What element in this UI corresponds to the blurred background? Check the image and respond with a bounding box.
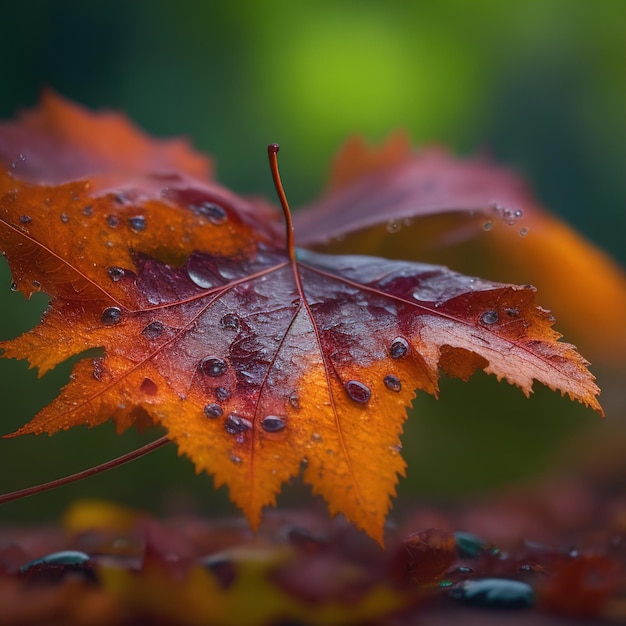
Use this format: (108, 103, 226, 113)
(0, 0, 624, 524)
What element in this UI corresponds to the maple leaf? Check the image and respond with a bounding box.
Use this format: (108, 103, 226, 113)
(0, 94, 603, 544)
(296, 134, 626, 365)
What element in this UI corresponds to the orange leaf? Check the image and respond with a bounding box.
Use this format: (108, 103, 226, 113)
(0, 98, 603, 544)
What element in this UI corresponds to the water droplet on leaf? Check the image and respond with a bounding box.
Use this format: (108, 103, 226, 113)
(345, 380, 371, 404)
(519, 227, 529, 236)
(60, 212, 69, 223)
(220, 314, 240, 330)
(19, 215, 32, 224)
(261, 415, 286, 433)
(384, 374, 402, 392)
(390, 337, 409, 359)
(82, 205, 93, 217)
(107, 266, 126, 282)
(225, 414, 252, 434)
(288, 392, 300, 409)
(101, 307, 122, 325)
(200, 357, 228, 377)
(311, 433, 322, 443)
(11, 153, 26, 170)
(142, 320, 164, 339)
(204, 403, 223, 418)
(480, 310, 499, 325)
(140, 378, 158, 395)
(187, 265, 215, 289)
(230, 454, 242, 465)
(216, 387, 231, 402)
(106, 215, 119, 228)
(193, 201, 227, 225)
(128, 215, 146, 232)
(483, 220, 493, 231)
(10, 281, 18, 291)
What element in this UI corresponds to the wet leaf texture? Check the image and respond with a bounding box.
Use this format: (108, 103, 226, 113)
(296, 134, 626, 365)
(0, 94, 603, 543)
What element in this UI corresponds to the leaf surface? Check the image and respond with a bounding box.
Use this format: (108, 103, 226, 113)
(295, 136, 626, 364)
(0, 98, 603, 543)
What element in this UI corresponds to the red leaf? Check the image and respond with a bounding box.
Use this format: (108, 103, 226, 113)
(0, 96, 603, 544)
(295, 136, 626, 365)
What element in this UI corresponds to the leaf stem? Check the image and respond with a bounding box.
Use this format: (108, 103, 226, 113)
(0, 435, 171, 505)
(268, 144, 297, 265)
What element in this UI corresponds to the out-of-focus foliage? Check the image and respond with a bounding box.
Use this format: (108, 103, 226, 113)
(0, 0, 623, 523)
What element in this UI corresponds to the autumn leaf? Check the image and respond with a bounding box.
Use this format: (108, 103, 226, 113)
(296, 134, 626, 365)
(0, 94, 603, 544)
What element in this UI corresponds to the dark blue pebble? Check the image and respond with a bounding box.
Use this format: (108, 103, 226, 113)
(449, 578, 534, 609)
(20, 550, 91, 573)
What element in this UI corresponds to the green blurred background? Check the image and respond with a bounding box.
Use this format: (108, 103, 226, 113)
(0, 0, 624, 524)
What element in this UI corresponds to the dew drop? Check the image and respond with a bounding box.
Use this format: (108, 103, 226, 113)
(142, 320, 164, 340)
(480, 310, 499, 325)
(101, 307, 122, 325)
(261, 415, 286, 433)
(216, 387, 231, 402)
(230, 454, 243, 465)
(204, 403, 223, 418)
(19, 215, 32, 224)
(11, 153, 26, 170)
(345, 380, 371, 404)
(31, 280, 41, 291)
(60, 212, 69, 223)
(514, 209, 523, 218)
(483, 220, 493, 231)
(386, 220, 401, 234)
(220, 313, 240, 330)
(10, 281, 18, 291)
(389, 337, 409, 359)
(128, 215, 146, 232)
(288, 392, 300, 409)
(200, 357, 228, 377)
(140, 378, 158, 395)
(82, 205, 93, 217)
(383, 374, 402, 392)
(107, 266, 126, 282)
(187, 265, 215, 289)
(311, 433, 322, 443)
(504, 308, 519, 318)
(106, 214, 119, 228)
(519, 227, 529, 237)
(194, 201, 227, 225)
(518, 561, 544, 573)
(225, 414, 252, 434)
